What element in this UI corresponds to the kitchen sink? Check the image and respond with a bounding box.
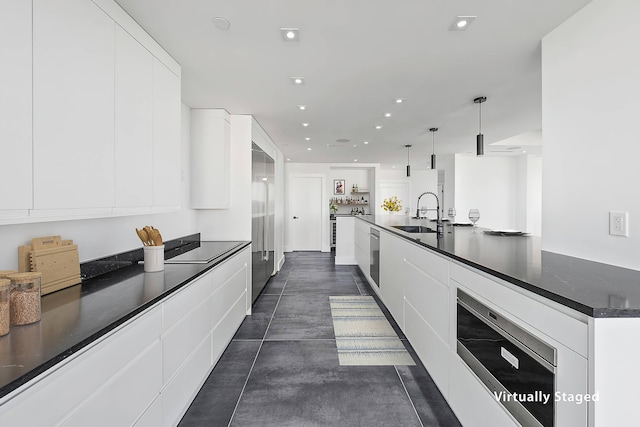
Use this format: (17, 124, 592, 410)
(391, 225, 436, 233)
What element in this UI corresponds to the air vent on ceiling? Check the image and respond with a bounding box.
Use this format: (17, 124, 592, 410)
(336, 138, 351, 143)
(326, 144, 348, 148)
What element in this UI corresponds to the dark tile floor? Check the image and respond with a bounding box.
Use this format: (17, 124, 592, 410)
(179, 251, 461, 427)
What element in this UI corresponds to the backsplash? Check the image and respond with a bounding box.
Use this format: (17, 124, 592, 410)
(80, 233, 201, 281)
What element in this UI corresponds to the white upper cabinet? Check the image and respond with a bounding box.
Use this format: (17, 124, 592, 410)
(114, 25, 153, 209)
(0, 0, 182, 223)
(0, 0, 32, 214)
(152, 59, 181, 209)
(32, 0, 115, 210)
(190, 109, 231, 209)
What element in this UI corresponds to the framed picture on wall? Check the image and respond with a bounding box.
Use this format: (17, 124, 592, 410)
(334, 179, 345, 195)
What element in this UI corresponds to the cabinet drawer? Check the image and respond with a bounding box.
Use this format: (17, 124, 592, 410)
(135, 396, 162, 427)
(210, 247, 249, 295)
(62, 341, 162, 427)
(212, 263, 248, 328)
(404, 256, 449, 343)
(449, 353, 517, 427)
(403, 239, 449, 286)
(405, 300, 450, 397)
(213, 290, 247, 363)
(163, 295, 214, 382)
(163, 273, 213, 331)
(450, 262, 588, 357)
(162, 335, 213, 426)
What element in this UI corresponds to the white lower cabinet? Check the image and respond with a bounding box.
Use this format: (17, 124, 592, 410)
(0, 247, 250, 426)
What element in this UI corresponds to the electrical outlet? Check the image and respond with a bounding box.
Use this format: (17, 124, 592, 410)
(609, 212, 629, 237)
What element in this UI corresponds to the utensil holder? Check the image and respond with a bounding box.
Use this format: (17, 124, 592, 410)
(143, 245, 165, 272)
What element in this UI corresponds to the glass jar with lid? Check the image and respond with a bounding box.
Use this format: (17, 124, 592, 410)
(0, 279, 10, 336)
(7, 272, 42, 325)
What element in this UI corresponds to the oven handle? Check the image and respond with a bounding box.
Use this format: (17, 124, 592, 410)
(457, 297, 556, 374)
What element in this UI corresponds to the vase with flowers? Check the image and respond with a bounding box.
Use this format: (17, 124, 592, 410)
(381, 196, 402, 215)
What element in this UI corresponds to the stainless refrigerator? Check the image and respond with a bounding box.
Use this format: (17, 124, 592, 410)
(251, 142, 275, 303)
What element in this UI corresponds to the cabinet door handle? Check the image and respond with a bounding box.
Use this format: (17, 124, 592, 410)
(293, 216, 299, 219)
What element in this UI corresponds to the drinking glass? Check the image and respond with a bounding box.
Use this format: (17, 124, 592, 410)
(469, 209, 480, 232)
(448, 208, 456, 223)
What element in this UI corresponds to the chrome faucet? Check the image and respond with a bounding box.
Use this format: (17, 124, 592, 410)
(416, 192, 443, 236)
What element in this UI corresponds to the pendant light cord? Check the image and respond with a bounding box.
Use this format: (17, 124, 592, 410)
(432, 131, 435, 155)
(479, 101, 482, 134)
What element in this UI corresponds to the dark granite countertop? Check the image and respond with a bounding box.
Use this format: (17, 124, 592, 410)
(0, 240, 250, 400)
(353, 215, 640, 318)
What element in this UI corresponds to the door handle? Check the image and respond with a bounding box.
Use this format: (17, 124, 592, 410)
(293, 216, 299, 219)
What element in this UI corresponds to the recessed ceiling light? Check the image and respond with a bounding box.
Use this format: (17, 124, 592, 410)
(287, 158, 291, 161)
(301, 122, 309, 127)
(363, 141, 369, 145)
(281, 28, 299, 41)
(450, 16, 476, 31)
(354, 159, 358, 162)
(297, 105, 307, 111)
(392, 165, 395, 169)
(522, 150, 527, 154)
(395, 98, 404, 104)
(304, 137, 310, 141)
(307, 147, 312, 151)
(212, 17, 231, 30)
(291, 77, 305, 85)
(384, 113, 392, 118)
(353, 144, 357, 147)
(375, 125, 383, 130)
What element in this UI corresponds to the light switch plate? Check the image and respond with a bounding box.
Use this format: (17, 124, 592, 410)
(609, 211, 629, 237)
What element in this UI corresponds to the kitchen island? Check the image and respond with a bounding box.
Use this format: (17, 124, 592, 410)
(337, 215, 640, 426)
(0, 240, 251, 426)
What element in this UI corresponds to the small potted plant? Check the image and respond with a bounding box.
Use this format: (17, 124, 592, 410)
(330, 202, 338, 216)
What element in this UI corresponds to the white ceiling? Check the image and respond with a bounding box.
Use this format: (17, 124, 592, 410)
(115, 0, 591, 167)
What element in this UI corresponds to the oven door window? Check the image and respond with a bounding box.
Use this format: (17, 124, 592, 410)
(457, 303, 554, 427)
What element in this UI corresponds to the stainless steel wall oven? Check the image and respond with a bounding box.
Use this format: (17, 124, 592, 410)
(457, 289, 556, 427)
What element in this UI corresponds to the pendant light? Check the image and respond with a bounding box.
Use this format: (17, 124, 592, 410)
(405, 144, 412, 177)
(429, 128, 438, 169)
(474, 96, 487, 156)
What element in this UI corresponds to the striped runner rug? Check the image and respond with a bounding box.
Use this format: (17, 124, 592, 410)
(329, 296, 415, 366)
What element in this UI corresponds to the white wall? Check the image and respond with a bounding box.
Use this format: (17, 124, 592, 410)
(454, 154, 517, 230)
(542, 0, 640, 269)
(0, 103, 198, 268)
(378, 168, 438, 217)
(515, 154, 542, 236)
(439, 154, 456, 218)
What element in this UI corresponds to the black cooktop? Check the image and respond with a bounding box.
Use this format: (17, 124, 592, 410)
(165, 241, 245, 264)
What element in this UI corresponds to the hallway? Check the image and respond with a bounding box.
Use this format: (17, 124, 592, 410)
(179, 252, 460, 426)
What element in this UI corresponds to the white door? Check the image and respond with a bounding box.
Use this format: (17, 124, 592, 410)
(291, 176, 322, 250)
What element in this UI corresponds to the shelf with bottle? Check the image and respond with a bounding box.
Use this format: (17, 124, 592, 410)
(330, 195, 369, 205)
